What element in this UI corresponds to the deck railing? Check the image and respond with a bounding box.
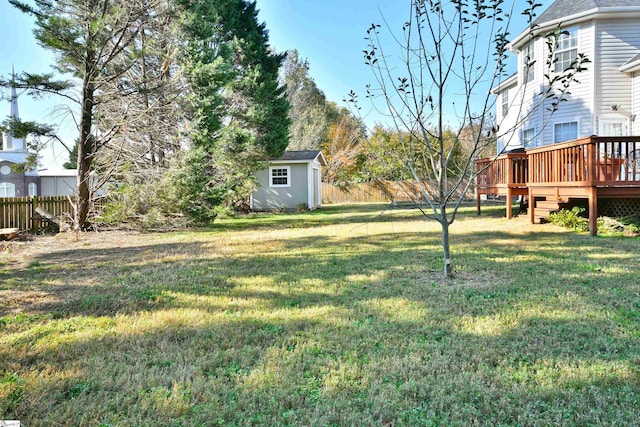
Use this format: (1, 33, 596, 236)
(527, 136, 640, 185)
(476, 151, 528, 189)
(476, 136, 640, 189)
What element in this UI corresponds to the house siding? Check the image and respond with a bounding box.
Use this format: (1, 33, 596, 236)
(519, 36, 546, 148)
(496, 83, 519, 151)
(541, 22, 595, 145)
(596, 20, 640, 113)
(252, 163, 309, 210)
(594, 19, 640, 134)
(633, 72, 640, 134)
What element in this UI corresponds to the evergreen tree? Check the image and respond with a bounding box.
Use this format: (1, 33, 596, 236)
(7, 0, 154, 230)
(177, 0, 289, 224)
(283, 50, 332, 150)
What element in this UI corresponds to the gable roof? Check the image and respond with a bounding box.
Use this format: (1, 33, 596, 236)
(269, 150, 327, 166)
(533, 0, 640, 26)
(490, 73, 518, 95)
(511, 0, 640, 48)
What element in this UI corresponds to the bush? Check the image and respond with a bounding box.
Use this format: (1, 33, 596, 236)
(548, 207, 589, 232)
(99, 168, 185, 230)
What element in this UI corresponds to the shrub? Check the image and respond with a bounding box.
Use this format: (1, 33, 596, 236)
(548, 207, 589, 232)
(99, 168, 185, 230)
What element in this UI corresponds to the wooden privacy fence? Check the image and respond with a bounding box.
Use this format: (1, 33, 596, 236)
(322, 180, 472, 204)
(0, 196, 74, 231)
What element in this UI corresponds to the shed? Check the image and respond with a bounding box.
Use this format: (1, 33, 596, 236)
(251, 150, 327, 211)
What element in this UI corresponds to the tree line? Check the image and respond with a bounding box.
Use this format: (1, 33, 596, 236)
(2, 0, 489, 230)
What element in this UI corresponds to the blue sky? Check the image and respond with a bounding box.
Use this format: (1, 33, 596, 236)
(0, 0, 551, 167)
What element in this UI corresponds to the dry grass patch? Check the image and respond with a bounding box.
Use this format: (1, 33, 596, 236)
(1, 203, 639, 425)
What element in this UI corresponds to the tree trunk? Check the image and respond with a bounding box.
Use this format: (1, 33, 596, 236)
(75, 53, 96, 231)
(440, 211, 453, 279)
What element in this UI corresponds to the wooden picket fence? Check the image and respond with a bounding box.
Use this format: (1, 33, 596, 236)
(322, 179, 471, 204)
(0, 196, 74, 231)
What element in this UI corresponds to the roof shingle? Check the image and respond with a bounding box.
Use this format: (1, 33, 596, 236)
(533, 0, 640, 26)
(269, 150, 323, 162)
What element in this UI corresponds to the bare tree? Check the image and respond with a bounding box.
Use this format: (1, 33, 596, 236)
(350, 0, 589, 278)
(7, 0, 162, 230)
(95, 0, 186, 184)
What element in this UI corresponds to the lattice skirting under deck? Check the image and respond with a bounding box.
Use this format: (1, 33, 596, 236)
(599, 198, 640, 218)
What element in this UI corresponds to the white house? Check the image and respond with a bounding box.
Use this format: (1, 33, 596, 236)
(251, 150, 327, 211)
(493, 0, 640, 151)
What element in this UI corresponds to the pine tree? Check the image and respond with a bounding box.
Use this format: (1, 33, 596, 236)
(177, 0, 289, 224)
(8, 0, 154, 230)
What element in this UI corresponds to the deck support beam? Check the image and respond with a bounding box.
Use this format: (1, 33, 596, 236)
(506, 187, 513, 219)
(528, 187, 535, 224)
(588, 187, 598, 236)
(476, 191, 481, 215)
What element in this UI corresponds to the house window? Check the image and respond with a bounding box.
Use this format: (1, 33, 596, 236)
(554, 29, 578, 73)
(554, 121, 578, 143)
(523, 127, 536, 148)
(501, 91, 509, 117)
(28, 183, 37, 197)
(497, 139, 505, 154)
(522, 42, 535, 83)
(0, 182, 16, 197)
(269, 166, 291, 187)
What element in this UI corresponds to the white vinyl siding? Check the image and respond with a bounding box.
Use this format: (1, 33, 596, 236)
(541, 22, 594, 146)
(633, 72, 640, 134)
(595, 20, 640, 123)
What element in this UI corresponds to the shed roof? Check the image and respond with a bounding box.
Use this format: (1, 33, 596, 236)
(269, 150, 327, 165)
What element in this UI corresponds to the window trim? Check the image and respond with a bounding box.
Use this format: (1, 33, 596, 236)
(501, 90, 509, 117)
(554, 28, 578, 73)
(0, 182, 16, 198)
(522, 42, 535, 84)
(28, 182, 38, 197)
(522, 127, 536, 148)
(269, 166, 291, 188)
(553, 120, 579, 143)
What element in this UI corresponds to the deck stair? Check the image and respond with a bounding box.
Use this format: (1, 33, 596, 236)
(533, 199, 566, 223)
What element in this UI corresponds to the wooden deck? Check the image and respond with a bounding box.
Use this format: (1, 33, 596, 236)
(476, 136, 640, 235)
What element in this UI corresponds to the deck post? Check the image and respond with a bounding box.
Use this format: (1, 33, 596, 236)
(588, 187, 598, 236)
(528, 187, 534, 224)
(506, 187, 513, 219)
(476, 191, 481, 215)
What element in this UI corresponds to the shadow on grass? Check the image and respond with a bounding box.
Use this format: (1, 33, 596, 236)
(1, 203, 639, 424)
(1, 228, 638, 337)
(1, 293, 638, 425)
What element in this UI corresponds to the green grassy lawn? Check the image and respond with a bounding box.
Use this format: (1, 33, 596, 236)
(1, 203, 639, 426)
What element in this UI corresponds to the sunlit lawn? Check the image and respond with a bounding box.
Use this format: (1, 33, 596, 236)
(1, 203, 639, 426)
